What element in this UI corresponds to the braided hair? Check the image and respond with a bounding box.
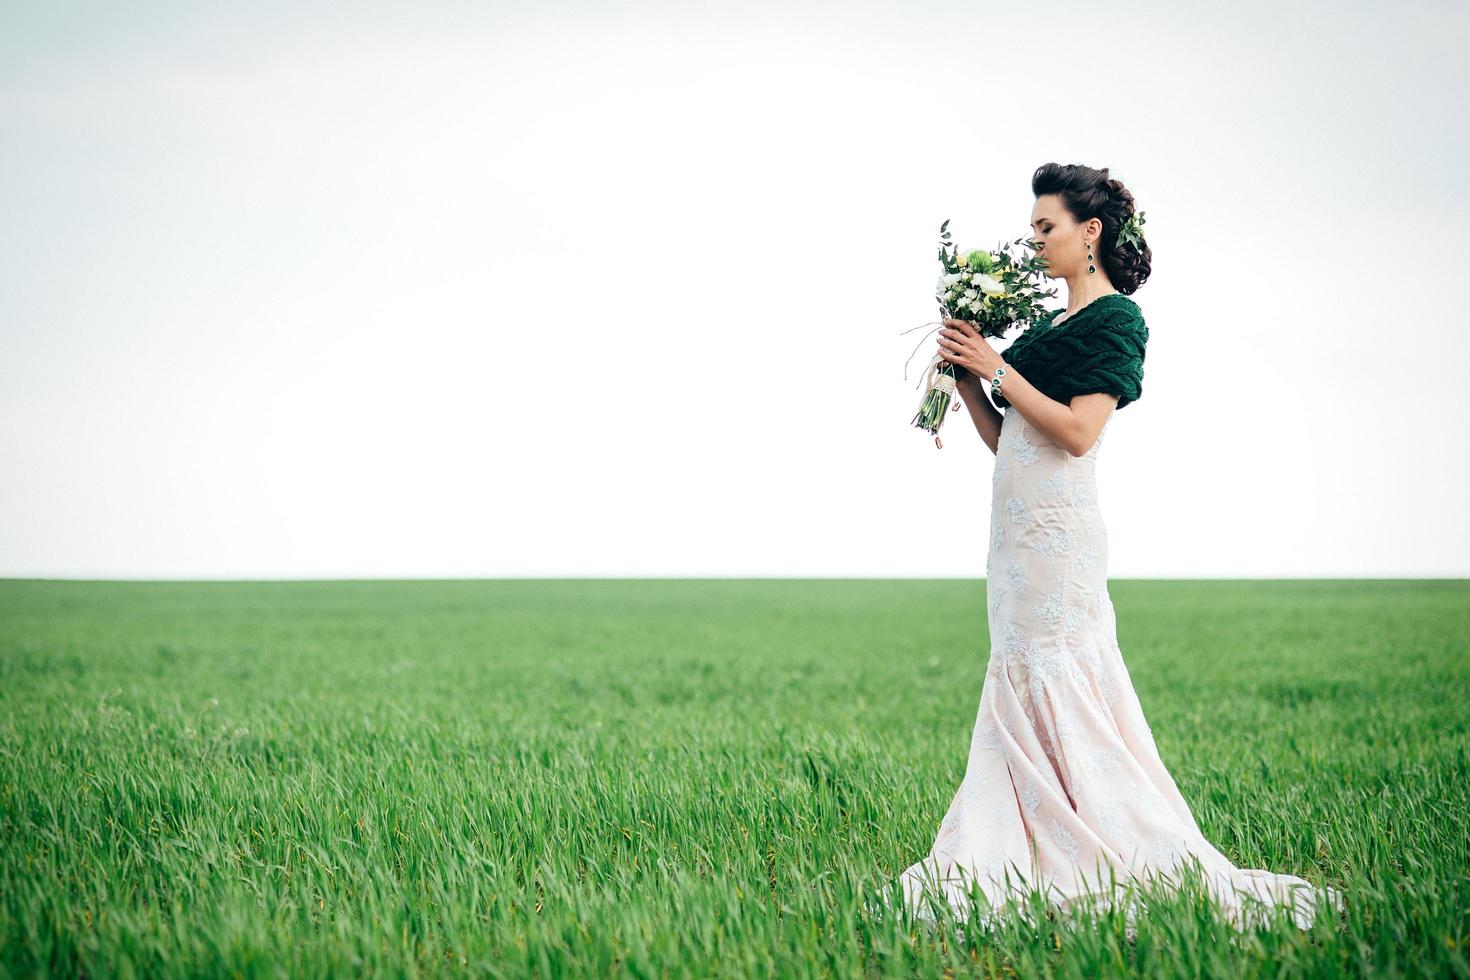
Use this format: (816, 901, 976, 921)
(1031, 162, 1152, 295)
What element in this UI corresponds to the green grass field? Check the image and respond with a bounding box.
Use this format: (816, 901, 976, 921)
(2, 579, 1467, 978)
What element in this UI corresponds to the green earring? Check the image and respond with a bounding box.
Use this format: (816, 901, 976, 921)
(1087, 242, 1095, 274)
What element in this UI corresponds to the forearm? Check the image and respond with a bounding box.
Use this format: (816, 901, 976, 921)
(988, 363, 1079, 454)
(955, 373, 1005, 455)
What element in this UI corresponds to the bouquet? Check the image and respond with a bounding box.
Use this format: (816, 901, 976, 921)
(903, 219, 1056, 447)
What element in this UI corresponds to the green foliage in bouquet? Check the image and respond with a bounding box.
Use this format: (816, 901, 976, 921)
(908, 219, 1057, 447)
(934, 218, 1056, 341)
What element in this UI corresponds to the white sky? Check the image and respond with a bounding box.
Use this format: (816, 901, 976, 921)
(2, 0, 1467, 579)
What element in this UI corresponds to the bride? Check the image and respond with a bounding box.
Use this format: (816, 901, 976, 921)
(894, 163, 1343, 932)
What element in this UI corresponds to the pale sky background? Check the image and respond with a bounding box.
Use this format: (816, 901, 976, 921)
(2, 0, 1467, 579)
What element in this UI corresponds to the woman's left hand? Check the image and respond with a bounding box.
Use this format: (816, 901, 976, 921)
(937, 318, 1003, 383)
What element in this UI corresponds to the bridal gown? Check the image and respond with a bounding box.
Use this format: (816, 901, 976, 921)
(896, 406, 1343, 932)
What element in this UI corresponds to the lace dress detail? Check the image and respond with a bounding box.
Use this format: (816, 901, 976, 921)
(896, 408, 1343, 931)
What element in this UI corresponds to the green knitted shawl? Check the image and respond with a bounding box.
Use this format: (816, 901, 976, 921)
(990, 293, 1148, 410)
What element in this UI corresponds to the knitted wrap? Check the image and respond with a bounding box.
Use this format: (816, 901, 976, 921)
(990, 294, 1148, 410)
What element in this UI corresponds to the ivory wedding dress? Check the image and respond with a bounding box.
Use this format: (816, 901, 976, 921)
(896, 406, 1343, 932)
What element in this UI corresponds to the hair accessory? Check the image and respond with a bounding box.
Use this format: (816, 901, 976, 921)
(1116, 210, 1147, 252)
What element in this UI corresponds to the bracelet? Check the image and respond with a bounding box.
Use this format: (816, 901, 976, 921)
(988, 364, 1007, 393)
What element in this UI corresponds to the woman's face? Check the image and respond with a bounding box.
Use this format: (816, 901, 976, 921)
(1030, 194, 1096, 278)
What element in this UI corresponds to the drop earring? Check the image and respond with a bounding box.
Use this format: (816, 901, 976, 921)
(1087, 241, 1096, 274)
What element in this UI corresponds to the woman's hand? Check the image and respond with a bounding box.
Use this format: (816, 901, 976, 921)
(937, 318, 1004, 386)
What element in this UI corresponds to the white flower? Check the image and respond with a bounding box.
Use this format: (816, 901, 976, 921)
(974, 273, 1007, 297)
(963, 288, 979, 300)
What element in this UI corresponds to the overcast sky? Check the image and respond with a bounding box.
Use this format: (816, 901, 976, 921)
(2, 0, 1466, 579)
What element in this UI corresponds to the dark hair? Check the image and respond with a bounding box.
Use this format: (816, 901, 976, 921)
(1031, 162, 1151, 295)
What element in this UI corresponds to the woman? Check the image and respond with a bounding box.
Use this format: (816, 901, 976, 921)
(895, 163, 1342, 932)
